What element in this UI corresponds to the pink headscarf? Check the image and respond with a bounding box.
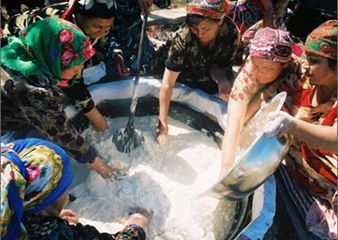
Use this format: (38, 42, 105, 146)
(249, 27, 301, 63)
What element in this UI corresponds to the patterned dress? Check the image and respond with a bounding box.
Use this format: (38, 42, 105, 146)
(1, 65, 97, 164)
(164, 16, 240, 94)
(24, 216, 145, 240)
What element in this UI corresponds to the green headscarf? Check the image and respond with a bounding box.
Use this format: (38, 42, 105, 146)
(1, 17, 95, 85)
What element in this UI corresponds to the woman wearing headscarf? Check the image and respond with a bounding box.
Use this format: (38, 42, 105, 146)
(1, 17, 115, 179)
(264, 20, 337, 240)
(3, 0, 171, 82)
(156, 0, 240, 140)
(0, 138, 148, 240)
(220, 26, 303, 174)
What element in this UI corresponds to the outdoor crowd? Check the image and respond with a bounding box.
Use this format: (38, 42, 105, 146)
(0, 0, 336, 239)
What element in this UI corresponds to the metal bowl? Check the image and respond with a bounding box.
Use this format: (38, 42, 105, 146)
(210, 92, 291, 200)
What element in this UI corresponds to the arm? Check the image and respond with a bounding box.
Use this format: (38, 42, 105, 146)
(221, 98, 247, 174)
(291, 120, 337, 152)
(157, 68, 180, 138)
(265, 111, 337, 152)
(260, 0, 274, 27)
(221, 90, 266, 174)
(62, 79, 108, 131)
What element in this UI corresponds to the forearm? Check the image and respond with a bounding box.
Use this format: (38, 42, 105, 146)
(159, 84, 173, 124)
(221, 98, 247, 173)
(159, 68, 179, 124)
(290, 120, 337, 152)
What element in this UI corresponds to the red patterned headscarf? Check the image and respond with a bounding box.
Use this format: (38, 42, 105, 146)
(305, 20, 337, 60)
(249, 27, 300, 63)
(186, 0, 230, 20)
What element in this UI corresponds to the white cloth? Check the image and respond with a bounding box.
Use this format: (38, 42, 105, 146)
(83, 62, 107, 85)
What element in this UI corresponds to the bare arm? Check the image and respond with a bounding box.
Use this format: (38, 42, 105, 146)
(221, 98, 247, 174)
(158, 68, 180, 136)
(221, 91, 265, 174)
(290, 119, 337, 152)
(260, 0, 274, 27)
(84, 107, 108, 132)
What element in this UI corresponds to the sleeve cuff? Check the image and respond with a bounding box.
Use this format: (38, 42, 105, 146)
(165, 59, 184, 72)
(127, 224, 146, 240)
(75, 145, 97, 164)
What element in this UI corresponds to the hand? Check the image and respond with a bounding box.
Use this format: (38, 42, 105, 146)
(113, 51, 131, 77)
(89, 157, 116, 180)
(138, 0, 153, 16)
(218, 81, 232, 101)
(59, 209, 79, 224)
(156, 119, 168, 142)
(264, 111, 295, 137)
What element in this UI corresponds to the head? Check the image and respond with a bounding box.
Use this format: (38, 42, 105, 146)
(76, 0, 115, 39)
(305, 20, 337, 89)
(1, 17, 95, 86)
(1, 139, 73, 239)
(186, 15, 223, 45)
(186, 0, 229, 45)
(249, 27, 296, 84)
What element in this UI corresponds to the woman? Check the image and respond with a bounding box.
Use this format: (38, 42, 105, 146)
(0, 138, 148, 240)
(1, 17, 114, 179)
(232, 0, 289, 33)
(264, 20, 337, 240)
(156, 0, 239, 139)
(220, 27, 303, 174)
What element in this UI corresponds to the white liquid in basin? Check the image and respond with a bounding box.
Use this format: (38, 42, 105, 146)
(68, 116, 238, 240)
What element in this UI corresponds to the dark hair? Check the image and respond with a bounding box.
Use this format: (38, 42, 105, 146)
(76, 0, 115, 19)
(327, 58, 337, 71)
(185, 14, 220, 28)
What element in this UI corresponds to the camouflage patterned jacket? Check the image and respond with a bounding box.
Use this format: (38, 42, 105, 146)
(165, 16, 240, 94)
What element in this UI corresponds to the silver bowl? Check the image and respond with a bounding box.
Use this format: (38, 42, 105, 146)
(210, 92, 291, 200)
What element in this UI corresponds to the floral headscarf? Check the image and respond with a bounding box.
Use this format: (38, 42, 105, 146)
(186, 0, 230, 20)
(1, 17, 95, 86)
(249, 27, 301, 63)
(305, 20, 337, 60)
(0, 138, 73, 240)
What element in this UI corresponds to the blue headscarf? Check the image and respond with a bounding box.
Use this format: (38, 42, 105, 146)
(1, 138, 73, 240)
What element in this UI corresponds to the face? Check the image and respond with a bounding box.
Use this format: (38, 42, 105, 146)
(306, 53, 337, 88)
(61, 64, 84, 80)
(251, 57, 286, 84)
(77, 15, 114, 39)
(190, 18, 222, 46)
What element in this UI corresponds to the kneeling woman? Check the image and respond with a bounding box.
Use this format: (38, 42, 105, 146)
(1, 138, 148, 240)
(1, 17, 114, 179)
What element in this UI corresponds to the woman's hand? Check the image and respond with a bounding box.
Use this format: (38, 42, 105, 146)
(59, 209, 79, 224)
(89, 156, 116, 180)
(264, 111, 295, 137)
(84, 107, 108, 132)
(113, 50, 131, 77)
(156, 119, 169, 142)
(218, 81, 232, 101)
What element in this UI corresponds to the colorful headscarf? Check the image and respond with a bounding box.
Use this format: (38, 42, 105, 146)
(1, 17, 95, 86)
(0, 138, 73, 240)
(249, 27, 301, 63)
(77, 0, 116, 18)
(305, 20, 337, 60)
(186, 0, 230, 20)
